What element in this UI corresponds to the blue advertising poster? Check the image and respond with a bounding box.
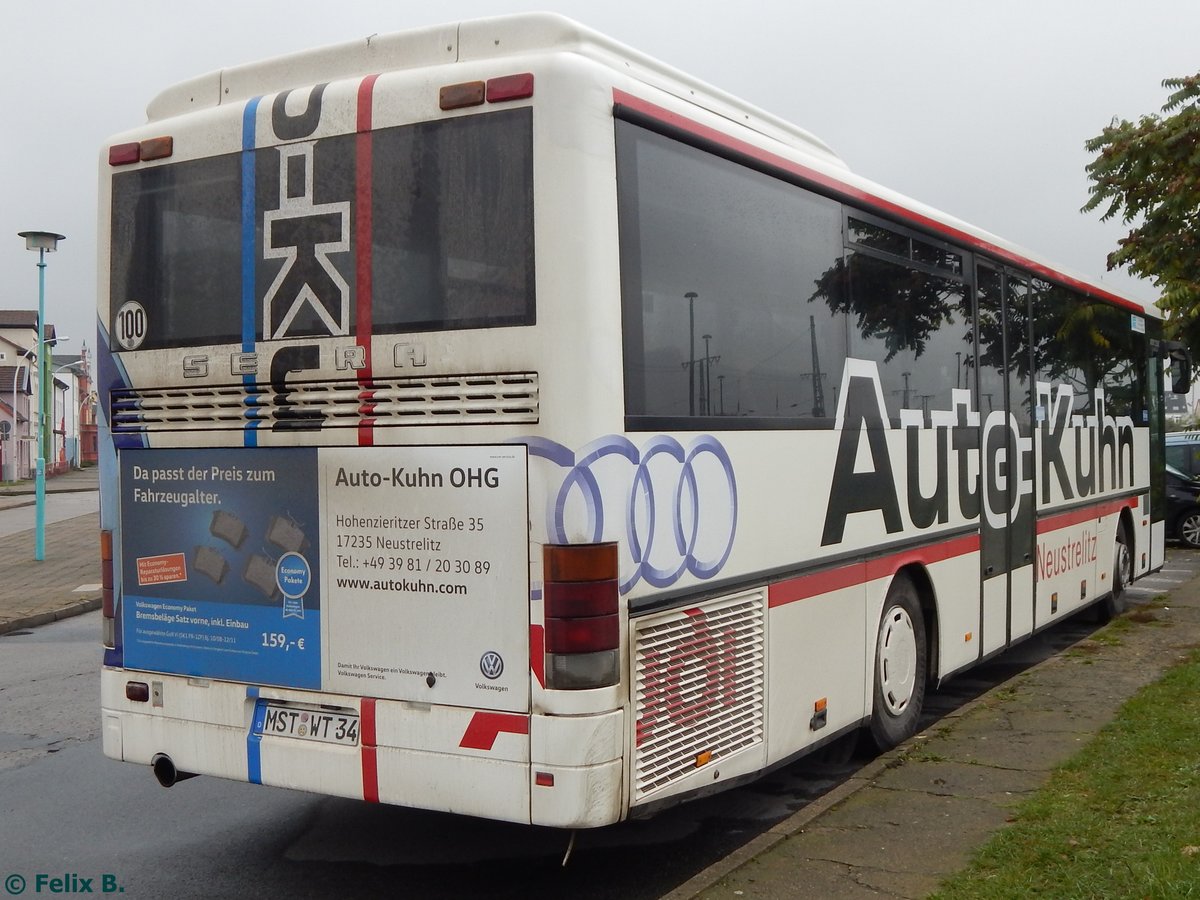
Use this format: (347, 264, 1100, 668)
(119, 447, 321, 689)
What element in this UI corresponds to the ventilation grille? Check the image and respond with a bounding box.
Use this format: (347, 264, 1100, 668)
(111, 373, 539, 433)
(632, 592, 766, 802)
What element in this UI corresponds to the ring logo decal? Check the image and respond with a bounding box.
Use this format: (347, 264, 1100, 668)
(525, 435, 737, 592)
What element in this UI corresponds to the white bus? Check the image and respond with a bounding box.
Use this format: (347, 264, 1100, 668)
(98, 13, 1183, 828)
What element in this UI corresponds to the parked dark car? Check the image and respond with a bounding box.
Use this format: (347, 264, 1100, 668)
(1166, 432, 1200, 479)
(1167, 463, 1200, 548)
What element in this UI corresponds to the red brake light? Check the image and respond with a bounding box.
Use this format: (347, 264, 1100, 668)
(126, 681, 149, 703)
(545, 614, 619, 654)
(545, 579, 618, 618)
(486, 73, 534, 103)
(109, 143, 140, 166)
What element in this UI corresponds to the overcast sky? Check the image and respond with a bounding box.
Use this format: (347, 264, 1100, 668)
(2, 0, 1196, 354)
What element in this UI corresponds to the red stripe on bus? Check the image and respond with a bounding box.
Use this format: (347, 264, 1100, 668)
(1037, 497, 1138, 534)
(613, 89, 1144, 315)
(360, 696, 379, 803)
(769, 562, 865, 607)
(530, 624, 545, 688)
(458, 712, 530, 751)
(767, 494, 1137, 610)
(356, 75, 379, 447)
(768, 532, 980, 609)
(357, 419, 376, 447)
(864, 533, 982, 581)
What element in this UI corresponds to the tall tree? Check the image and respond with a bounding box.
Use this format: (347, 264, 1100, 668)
(1083, 74, 1200, 349)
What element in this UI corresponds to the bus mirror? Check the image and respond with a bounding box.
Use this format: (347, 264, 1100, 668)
(1170, 347, 1192, 396)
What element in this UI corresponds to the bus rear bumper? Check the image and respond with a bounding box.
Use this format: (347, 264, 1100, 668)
(100, 668, 625, 827)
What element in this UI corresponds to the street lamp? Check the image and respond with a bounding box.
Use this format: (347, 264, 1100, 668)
(702, 334, 713, 416)
(684, 292, 698, 417)
(18, 230, 65, 562)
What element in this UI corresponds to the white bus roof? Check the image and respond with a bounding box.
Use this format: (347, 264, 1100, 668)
(144, 12, 1157, 319)
(148, 12, 841, 165)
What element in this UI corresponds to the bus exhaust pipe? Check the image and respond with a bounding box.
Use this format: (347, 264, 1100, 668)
(151, 754, 198, 788)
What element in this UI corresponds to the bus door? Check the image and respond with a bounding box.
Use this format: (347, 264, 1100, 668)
(976, 263, 1036, 656)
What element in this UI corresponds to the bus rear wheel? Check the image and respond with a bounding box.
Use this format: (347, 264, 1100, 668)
(869, 574, 927, 751)
(1095, 521, 1132, 622)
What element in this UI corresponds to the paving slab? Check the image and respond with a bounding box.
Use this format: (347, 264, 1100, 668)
(0, 468, 101, 634)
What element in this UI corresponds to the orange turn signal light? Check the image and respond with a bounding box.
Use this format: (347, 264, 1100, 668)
(439, 81, 485, 110)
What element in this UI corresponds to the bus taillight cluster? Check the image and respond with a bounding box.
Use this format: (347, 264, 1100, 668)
(543, 543, 620, 690)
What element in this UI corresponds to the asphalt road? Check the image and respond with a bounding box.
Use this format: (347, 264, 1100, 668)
(0, 612, 847, 900)
(1, 554, 1194, 899)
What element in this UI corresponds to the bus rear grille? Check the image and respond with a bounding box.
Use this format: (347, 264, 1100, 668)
(631, 592, 766, 803)
(110, 373, 539, 432)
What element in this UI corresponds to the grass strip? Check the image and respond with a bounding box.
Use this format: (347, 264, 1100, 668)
(931, 649, 1200, 899)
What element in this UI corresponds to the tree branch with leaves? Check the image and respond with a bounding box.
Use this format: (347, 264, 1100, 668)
(1083, 74, 1200, 349)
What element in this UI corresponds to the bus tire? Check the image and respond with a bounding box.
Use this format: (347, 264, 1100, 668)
(869, 574, 927, 751)
(1096, 520, 1132, 622)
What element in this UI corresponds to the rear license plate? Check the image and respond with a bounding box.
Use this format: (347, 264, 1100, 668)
(255, 703, 360, 746)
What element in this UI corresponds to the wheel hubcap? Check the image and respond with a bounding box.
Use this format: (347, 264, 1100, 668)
(1182, 516, 1200, 547)
(878, 606, 917, 716)
(1116, 540, 1131, 589)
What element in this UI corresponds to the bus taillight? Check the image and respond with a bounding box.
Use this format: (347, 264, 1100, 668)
(543, 543, 619, 690)
(439, 73, 534, 110)
(486, 73, 534, 103)
(108, 136, 173, 166)
(101, 529, 115, 649)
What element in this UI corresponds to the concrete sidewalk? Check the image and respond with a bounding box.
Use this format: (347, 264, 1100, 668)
(0, 467, 102, 634)
(0, 465, 100, 508)
(674, 559, 1200, 899)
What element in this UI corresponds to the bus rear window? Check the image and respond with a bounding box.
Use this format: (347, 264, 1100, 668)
(109, 108, 534, 351)
(111, 155, 243, 349)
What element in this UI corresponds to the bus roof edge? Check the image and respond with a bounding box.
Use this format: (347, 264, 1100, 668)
(143, 13, 843, 166)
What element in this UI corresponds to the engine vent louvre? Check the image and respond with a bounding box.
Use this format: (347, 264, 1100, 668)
(111, 373, 539, 432)
(632, 591, 766, 802)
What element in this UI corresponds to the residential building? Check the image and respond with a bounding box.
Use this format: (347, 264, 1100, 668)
(0, 310, 69, 481)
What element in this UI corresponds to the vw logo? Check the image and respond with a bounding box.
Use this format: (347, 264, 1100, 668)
(480, 651, 504, 680)
(523, 434, 738, 593)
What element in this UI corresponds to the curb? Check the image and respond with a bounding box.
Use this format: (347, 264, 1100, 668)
(0, 597, 102, 636)
(0, 487, 99, 497)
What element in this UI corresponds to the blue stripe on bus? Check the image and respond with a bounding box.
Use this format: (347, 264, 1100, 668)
(98, 320, 148, 451)
(247, 689, 264, 785)
(241, 97, 261, 448)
